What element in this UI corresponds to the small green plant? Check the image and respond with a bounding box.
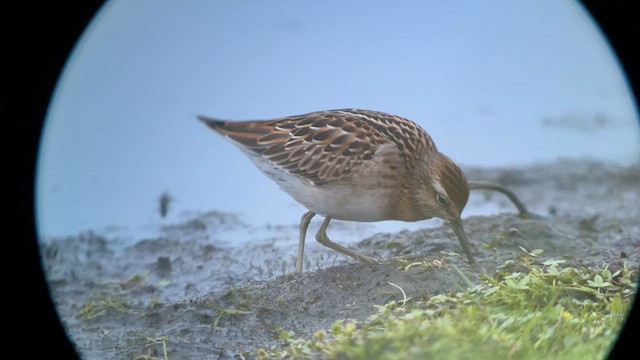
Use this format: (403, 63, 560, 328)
(103, 272, 148, 290)
(76, 291, 133, 320)
(76, 272, 168, 320)
(210, 302, 253, 327)
(257, 254, 637, 359)
(132, 336, 169, 360)
(384, 239, 402, 249)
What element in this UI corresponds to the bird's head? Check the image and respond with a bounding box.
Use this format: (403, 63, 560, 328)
(414, 152, 469, 221)
(414, 152, 474, 263)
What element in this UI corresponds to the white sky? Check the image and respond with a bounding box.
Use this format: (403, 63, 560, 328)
(37, 0, 639, 238)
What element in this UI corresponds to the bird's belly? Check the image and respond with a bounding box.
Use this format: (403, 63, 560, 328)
(242, 148, 402, 221)
(282, 181, 395, 221)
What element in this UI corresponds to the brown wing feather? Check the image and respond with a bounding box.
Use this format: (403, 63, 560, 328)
(198, 109, 436, 185)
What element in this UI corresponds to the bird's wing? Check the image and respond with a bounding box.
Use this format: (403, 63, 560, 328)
(199, 109, 434, 185)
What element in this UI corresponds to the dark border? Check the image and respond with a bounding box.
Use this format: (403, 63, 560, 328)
(15, 2, 104, 358)
(14, 1, 638, 358)
(578, 3, 640, 359)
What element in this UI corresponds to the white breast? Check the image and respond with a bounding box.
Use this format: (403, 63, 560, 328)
(235, 142, 402, 221)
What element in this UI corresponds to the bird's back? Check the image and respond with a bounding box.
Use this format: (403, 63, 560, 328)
(199, 109, 437, 185)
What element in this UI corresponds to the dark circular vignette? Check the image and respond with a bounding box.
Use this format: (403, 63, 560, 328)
(578, 3, 640, 358)
(19, 1, 105, 358)
(580, 1, 639, 123)
(19, 1, 638, 359)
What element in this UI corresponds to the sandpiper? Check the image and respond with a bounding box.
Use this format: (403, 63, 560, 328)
(199, 109, 474, 273)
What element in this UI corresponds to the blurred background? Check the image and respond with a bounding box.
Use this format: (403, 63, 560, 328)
(36, 0, 639, 239)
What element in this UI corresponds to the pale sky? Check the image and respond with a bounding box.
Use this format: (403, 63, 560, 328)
(37, 0, 639, 238)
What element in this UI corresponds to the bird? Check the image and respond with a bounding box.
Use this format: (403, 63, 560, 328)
(198, 108, 474, 273)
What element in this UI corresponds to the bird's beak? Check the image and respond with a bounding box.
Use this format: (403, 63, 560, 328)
(449, 217, 475, 264)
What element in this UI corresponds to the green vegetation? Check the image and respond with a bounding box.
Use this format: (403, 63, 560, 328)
(258, 251, 637, 359)
(76, 273, 145, 320)
(132, 335, 169, 360)
(76, 272, 169, 320)
(76, 272, 173, 359)
(210, 302, 254, 327)
(76, 291, 134, 321)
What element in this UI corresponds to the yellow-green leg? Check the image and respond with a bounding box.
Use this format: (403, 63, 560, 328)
(315, 216, 377, 264)
(296, 211, 316, 273)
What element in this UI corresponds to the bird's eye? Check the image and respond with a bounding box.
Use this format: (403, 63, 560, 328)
(436, 193, 449, 207)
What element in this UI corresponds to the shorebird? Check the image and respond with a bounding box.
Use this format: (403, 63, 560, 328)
(199, 109, 527, 273)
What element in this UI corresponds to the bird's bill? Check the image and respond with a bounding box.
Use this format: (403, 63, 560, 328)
(449, 217, 475, 264)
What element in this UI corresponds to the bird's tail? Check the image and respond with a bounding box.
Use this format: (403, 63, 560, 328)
(197, 115, 271, 147)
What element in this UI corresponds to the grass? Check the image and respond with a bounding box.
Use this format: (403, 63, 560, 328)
(257, 251, 637, 359)
(76, 272, 172, 320)
(76, 272, 174, 359)
(76, 273, 148, 320)
(131, 335, 169, 360)
(210, 302, 254, 327)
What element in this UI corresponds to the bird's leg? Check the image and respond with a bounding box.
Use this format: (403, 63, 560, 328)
(296, 211, 316, 273)
(315, 216, 377, 264)
(468, 181, 529, 218)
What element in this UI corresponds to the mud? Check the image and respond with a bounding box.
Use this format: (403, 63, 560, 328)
(41, 159, 639, 359)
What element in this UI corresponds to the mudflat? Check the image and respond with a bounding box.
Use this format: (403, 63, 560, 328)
(41, 159, 639, 359)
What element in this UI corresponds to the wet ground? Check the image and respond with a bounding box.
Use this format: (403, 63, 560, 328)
(41, 159, 639, 359)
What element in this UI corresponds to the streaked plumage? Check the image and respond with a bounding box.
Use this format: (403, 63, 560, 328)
(199, 109, 474, 272)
